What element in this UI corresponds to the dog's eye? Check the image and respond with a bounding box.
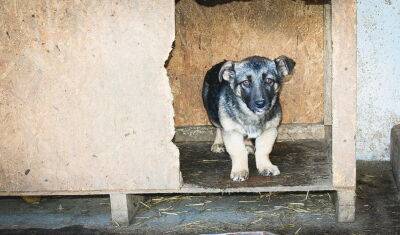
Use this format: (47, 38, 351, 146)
(262, 73, 273, 84)
(264, 78, 273, 85)
(241, 80, 250, 87)
(262, 73, 267, 79)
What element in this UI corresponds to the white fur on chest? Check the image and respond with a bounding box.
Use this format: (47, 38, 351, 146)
(219, 106, 281, 138)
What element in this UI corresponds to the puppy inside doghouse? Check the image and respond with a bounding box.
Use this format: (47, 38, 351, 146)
(202, 56, 295, 181)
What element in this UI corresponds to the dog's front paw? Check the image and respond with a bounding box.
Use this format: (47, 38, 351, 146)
(230, 170, 249, 182)
(258, 164, 280, 176)
(245, 144, 255, 155)
(211, 143, 225, 153)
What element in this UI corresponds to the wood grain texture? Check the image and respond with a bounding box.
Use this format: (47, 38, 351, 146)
(168, 0, 324, 126)
(0, 0, 180, 193)
(331, 0, 357, 188)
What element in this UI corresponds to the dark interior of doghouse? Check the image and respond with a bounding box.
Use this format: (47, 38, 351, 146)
(167, 0, 331, 190)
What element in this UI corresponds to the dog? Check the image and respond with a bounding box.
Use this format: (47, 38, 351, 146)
(202, 55, 295, 181)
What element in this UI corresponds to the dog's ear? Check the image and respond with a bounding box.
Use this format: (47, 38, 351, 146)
(218, 61, 235, 82)
(274, 56, 296, 77)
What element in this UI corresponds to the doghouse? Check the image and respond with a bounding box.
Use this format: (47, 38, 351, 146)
(0, 0, 356, 225)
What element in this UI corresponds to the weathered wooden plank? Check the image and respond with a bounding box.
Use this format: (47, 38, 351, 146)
(323, 3, 333, 125)
(335, 189, 356, 222)
(0, 140, 333, 195)
(0, 184, 334, 196)
(0, 0, 180, 193)
(174, 124, 325, 142)
(110, 194, 144, 226)
(331, 0, 357, 188)
(390, 124, 400, 189)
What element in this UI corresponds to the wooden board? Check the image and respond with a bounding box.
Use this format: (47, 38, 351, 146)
(331, 0, 357, 189)
(179, 140, 331, 190)
(174, 124, 325, 142)
(168, 0, 325, 126)
(0, 0, 180, 194)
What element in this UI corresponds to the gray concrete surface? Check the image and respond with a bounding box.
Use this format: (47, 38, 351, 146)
(0, 161, 398, 234)
(357, 0, 400, 160)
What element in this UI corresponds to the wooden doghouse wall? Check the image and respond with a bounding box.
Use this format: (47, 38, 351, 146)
(0, 1, 180, 194)
(168, 0, 324, 127)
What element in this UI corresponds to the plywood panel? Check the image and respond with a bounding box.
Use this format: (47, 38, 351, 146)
(0, 0, 180, 193)
(168, 0, 324, 126)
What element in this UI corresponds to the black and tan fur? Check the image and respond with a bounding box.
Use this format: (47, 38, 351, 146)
(202, 56, 295, 181)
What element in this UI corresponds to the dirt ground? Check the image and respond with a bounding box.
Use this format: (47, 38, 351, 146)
(0, 161, 398, 235)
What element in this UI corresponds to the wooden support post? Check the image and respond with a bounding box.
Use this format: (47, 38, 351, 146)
(391, 124, 400, 190)
(336, 189, 356, 222)
(323, 2, 332, 125)
(331, 0, 357, 222)
(110, 194, 144, 226)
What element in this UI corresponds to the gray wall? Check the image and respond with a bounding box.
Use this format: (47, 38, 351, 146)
(357, 0, 400, 160)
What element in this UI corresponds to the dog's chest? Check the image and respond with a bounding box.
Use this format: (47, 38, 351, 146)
(243, 124, 263, 138)
(220, 114, 264, 138)
(220, 108, 281, 138)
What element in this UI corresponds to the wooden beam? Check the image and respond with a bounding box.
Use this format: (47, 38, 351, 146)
(110, 194, 144, 226)
(335, 189, 356, 222)
(323, 2, 332, 125)
(331, 0, 357, 189)
(174, 124, 325, 143)
(390, 124, 400, 189)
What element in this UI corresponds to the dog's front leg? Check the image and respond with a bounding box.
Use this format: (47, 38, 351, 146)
(211, 128, 225, 153)
(222, 130, 249, 181)
(255, 128, 280, 176)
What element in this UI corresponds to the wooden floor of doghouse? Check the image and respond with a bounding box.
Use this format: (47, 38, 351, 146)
(178, 140, 333, 193)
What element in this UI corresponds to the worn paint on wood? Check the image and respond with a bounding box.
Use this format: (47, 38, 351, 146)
(168, 0, 324, 126)
(0, 1, 180, 193)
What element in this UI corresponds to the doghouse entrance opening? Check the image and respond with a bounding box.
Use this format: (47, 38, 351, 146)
(168, 0, 332, 191)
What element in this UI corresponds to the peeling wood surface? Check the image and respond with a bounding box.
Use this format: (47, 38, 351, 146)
(168, 0, 324, 126)
(0, 1, 180, 193)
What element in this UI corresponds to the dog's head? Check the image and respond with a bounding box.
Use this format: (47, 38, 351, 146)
(219, 56, 295, 115)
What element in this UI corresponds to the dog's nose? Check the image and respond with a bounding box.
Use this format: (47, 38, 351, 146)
(255, 100, 266, 108)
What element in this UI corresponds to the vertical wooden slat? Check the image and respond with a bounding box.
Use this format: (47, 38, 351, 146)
(110, 194, 144, 226)
(323, 2, 332, 125)
(331, 0, 357, 188)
